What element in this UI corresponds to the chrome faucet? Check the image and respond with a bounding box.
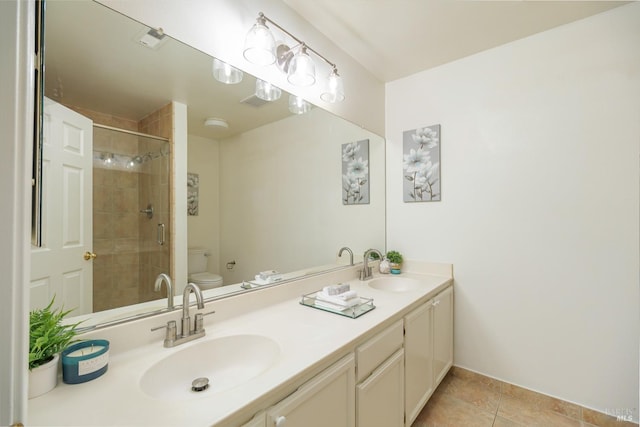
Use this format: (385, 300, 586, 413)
(153, 273, 174, 310)
(360, 248, 383, 280)
(151, 282, 214, 348)
(338, 246, 354, 265)
(181, 282, 204, 337)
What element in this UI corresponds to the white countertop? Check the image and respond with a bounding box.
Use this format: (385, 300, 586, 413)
(28, 263, 452, 427)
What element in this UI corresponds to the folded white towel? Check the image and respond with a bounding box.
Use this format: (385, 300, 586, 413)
(315, 292, 361, 308)
(259, 270, 280, 280)
(252, 275, 282, 285)
(322, 283, 350, 295)
(314, 300, 360, 312)
(318, 290, 357, 301)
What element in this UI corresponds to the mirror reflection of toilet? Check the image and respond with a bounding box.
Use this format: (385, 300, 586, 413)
(187, 248, 223, 289)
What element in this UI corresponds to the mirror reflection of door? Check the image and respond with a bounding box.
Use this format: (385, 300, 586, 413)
(30, 98, 172, 314)
(30, 98, 93, 315)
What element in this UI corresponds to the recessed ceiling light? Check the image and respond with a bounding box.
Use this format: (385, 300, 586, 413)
(204, 118, 229, 128)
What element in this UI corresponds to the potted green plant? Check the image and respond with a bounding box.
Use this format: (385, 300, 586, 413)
(386, 250, 404, 274)
(29, 298, 79, 398)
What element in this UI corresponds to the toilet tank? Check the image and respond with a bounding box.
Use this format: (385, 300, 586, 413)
(187, 248, 208, 274)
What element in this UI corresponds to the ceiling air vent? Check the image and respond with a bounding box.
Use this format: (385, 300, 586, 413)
(240, 94, 270, 108)
(136, 27, 167, 50)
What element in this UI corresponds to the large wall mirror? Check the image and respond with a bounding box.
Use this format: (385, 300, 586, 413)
(32, 0, 385, 329)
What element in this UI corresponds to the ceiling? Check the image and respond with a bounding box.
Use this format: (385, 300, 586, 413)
(282, 0, 627, 82)
(44, 1, 627, 140)
(44, 0, 292, 140)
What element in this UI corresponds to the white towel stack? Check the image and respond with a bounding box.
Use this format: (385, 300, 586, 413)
(258, 270, 282, 281)
(315, 283, 361, 310)
(253, 270, 283, 285)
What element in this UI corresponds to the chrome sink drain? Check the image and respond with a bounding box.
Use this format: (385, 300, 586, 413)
(191, 377, 210, 392)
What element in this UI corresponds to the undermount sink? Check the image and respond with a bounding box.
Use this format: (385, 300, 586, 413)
(140, 334, 280, 400)
(368, 276, 423, 292)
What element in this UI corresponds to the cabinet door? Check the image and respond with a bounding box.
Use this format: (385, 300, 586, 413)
(433, 286, 453, 386)
(404, 301, 434, 427)
(266, 354, 355, 427)
(356, 348, 404, 427)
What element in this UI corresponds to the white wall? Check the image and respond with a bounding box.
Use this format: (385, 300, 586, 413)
(0, 0, 34, 423)
(97, 0, 384, 135)
(187, 134, 221, 275)
(219, 108, 385, 284)
(386, 3, 640, 419)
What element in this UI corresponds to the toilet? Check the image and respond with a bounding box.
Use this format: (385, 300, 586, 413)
(187, 248, 223, 289)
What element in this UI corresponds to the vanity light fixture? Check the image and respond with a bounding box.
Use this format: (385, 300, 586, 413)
(212, 58, 243, 84)
(101, 152, 115, 166)
(255, 79, 282, 101)
(244, 12, 344, 102)
(243, 13, 276, 65)
(288, 94, 311, 115)
(320, 66, 345, 103)
(286, 44, 315, 87)
(126, 155, 142, 169)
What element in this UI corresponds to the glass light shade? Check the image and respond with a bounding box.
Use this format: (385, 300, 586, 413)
(320, 70, 345, 103)
(212, 58, 243, 84)
(288, 94, 311, 115)
(255, 79, 282, 101)
(287, 47, 316, 87)
(102, 152, 114, 166)
(243, 20, 276, 66)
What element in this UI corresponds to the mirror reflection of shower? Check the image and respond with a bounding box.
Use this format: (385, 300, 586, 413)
(92, 124, 171, 312)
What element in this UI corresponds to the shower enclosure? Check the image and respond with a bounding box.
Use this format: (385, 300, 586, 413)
(92, 125, 171, 312)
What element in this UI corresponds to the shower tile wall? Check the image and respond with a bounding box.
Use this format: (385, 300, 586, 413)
(93, 131, 141, 312)
(138, 103, 172, 304)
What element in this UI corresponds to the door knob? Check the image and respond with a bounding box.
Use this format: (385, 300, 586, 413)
(83, 251, 97, 260)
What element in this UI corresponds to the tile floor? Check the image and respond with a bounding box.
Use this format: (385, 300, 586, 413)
(412, 367, 638, 427)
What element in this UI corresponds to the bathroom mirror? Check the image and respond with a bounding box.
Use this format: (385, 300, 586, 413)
(35, 0, 385, 328)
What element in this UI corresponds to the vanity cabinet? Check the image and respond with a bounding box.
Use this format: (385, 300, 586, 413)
(432, 286, 454, 385)
(404, 285, 454, 426)
(404, 300, 434, 425)
(265, 354, 355, 427)
(355, 320, 404, 427)
(256, 285, 452, 427)
(356, 349, 404, 427)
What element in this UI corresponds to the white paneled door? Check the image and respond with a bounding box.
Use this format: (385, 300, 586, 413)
(30, 98, 93, 315)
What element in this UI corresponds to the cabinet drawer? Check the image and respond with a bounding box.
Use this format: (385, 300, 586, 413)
(356, 320, 403, 382)
(266, 354, 355, 427)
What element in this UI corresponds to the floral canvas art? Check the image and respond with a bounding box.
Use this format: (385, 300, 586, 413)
(187, 173, 199, 215)
(342, 139, 370, 205)
(403, 125, 441, 202)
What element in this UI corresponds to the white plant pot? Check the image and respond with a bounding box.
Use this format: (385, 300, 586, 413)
(29, 353, 59, 399)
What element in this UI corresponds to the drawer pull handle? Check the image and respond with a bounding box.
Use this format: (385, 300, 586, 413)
(275, 416, 286, 427)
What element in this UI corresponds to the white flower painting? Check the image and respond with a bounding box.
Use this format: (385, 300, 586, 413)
(403, 125, 440, 202)
(342, 139, 370, 205)
(187, 172, 199, 215)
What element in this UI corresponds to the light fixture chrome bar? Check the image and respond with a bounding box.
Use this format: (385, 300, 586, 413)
(258, 12, 336, 69)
